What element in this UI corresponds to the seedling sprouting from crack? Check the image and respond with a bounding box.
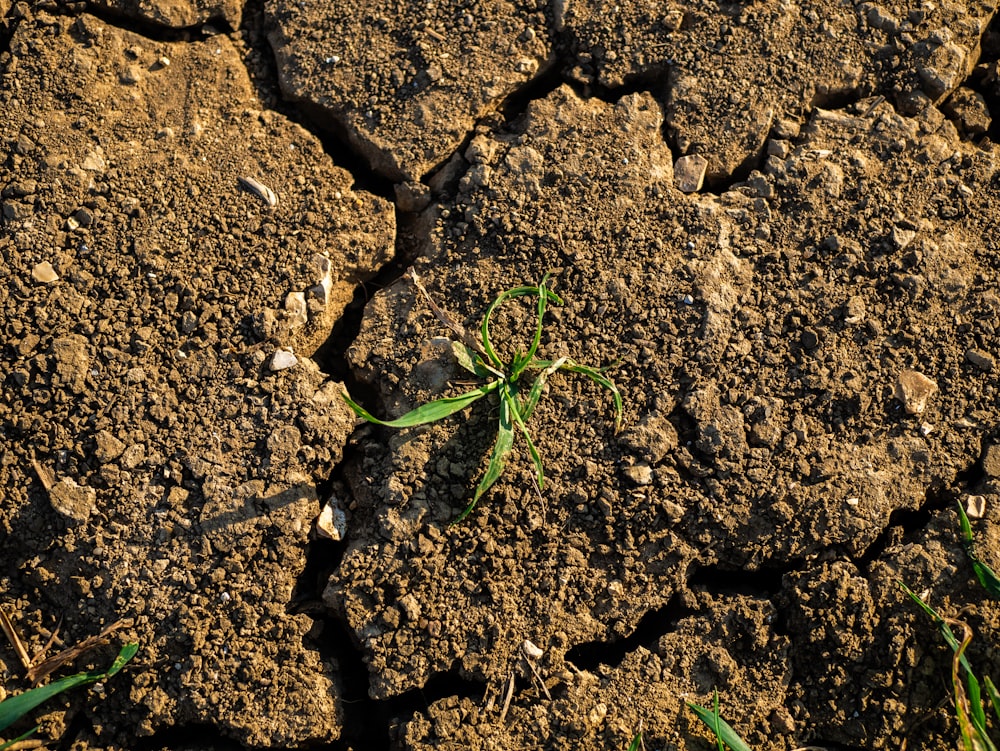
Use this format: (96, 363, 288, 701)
(343, 270, 622, 521)
(898, 503, 1000, 751)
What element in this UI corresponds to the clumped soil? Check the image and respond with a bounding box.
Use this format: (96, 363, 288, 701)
(2, 1, 1000, 750)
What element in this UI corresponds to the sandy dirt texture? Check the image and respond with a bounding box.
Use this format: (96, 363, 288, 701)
(0, 7, 392, 747)
(3, 1, 1000, 750)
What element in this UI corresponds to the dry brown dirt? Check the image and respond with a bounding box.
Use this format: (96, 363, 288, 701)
(3, 1, 1000, 750)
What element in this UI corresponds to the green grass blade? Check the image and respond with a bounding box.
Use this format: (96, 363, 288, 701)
(957, 502, 1000, 599)
(480, 277, 563, 372)
(686, 697, 753, 751)
(342, 383, 498, 428)
(450, 341, 504, 379)
(900, 583, 976, 676)
(985, 676, 1000, 727)
(627, 731, 643, 751)
(0, 725, 40, 750)
(558, 361, 623, 430)
(508, 390, 544, 490)
(0, 643, 139, 733)
(511, 274, 556, 383)
(455, 387, 515, 522)
(519, 357, 567, 421)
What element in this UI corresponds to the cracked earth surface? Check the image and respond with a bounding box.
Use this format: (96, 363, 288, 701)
(3, 1, 1000, 750)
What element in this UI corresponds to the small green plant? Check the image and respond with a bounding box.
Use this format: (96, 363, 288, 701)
(956, 502, 1000, 599)
(343, 273, 622, 521)
(900, 582, 999, 751)
(686, 690, 753, 751)
(900, 502, 1000, 751)
(0, 642, 138, 750)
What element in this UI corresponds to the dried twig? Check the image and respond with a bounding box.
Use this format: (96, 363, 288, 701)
(408, 269, 488, 359)
(27, 619, 131, 685)
(0, 603, 32, 671)
(498, 672, 515, 723)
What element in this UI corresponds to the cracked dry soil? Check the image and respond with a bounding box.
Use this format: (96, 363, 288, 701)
(3, 0, 1000, 749)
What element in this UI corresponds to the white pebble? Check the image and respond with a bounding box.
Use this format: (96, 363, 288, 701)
(269, 349, 298, 371)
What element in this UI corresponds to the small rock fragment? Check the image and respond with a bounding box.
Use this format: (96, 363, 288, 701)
(623, 462, 653, 486)
(285, 291, 308, 329)
(308, 254, 333, 305)
(521, 639, 544, 660)
(674, 154, 708, 193)
(894, 369, 938, 415)
(943, 87, 992, 135)
(94, 430, 126, 462)
(966, 348, 994, 372)
(394, 181, 431, 212)
(49, 477, 96, 522)
(967, 494, 986, 519)
(120, 65, 141, 85)
(891, 225, 916, 250)
(844, 295, 866, 324)
(269, 349, 298, 371)
(31, 261, 59, 284)
(982, 443, 1000, 478)
(316, 498, 348, 541)
(588, 703, 608, 726)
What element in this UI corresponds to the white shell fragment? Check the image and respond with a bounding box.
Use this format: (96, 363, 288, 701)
(316, 498, 348, 540)
(269, 349, 298, 371)
(521, 639, 544, 661)
(967, 494, 987, 519)
(893, 369, 938, 415)
(238, 176, 277, 207)
(32, 261, 59, 283)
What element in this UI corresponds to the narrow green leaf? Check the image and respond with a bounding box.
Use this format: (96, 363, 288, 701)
(957, 502, 1000, 599)
(686, 699, 753, 751)
(0, 725, 40, 751)
(0, 643, 139, 733)
(450, 341, 503, 379)
(508, 391, 545, 490)
(511, 274, 556, 383)
(342, 384, 498, 428)
(900, 583, 976, 676)
(455, 388, 515, 522)
(520, 357, 567, 421)
(480, 277, 563, 372)
(627, 731, 643, 751)
(985, 676, 1000, 728)
(558, 361, 624, 430)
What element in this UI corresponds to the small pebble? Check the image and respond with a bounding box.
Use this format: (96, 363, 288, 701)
(269, 349, 298, 371)
(623, 462, 653, 486)
(32, 261, 59, 283)
(522, 639, 544, 660)
(674, 154, 708, 193)
(967, 494, 986, 519)
(893, 369, 937, 415)
(966, 348, 994, 372)
(315, 499, 347, 540)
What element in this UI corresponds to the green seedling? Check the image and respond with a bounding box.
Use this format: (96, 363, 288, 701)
(898, 504, 1000, 751)
(627, 730, 644, 751)
(343, 273, 622, 521)
(687, 690, 753, 751)
(0, 642, 138, 749)
(956, 502, 1000, 599)
(900, 583, 998, 751)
